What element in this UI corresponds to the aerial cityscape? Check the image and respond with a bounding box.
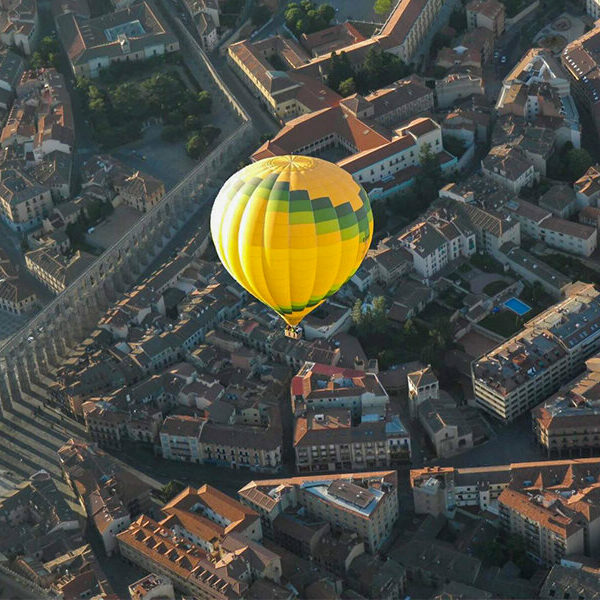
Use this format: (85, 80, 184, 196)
(2, 0, 600, 598)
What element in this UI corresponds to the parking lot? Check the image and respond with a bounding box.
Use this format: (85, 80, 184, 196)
(86, 205, 144, 250)
(322, 0, 385, 25)
(113, 125, 198, 190)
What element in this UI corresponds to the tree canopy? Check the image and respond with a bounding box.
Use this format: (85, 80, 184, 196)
(285, 1, 335, 36)
(77, 71, 215, 151)
(31, 36, 60, 69)
(327, 47, 410, 95)
(565, 148, 593, 181)
(338, 77, 356, 97)
(374, 0, 393, 15)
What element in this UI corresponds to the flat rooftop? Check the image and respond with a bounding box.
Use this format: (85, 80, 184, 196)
(301, 479, 385, 517)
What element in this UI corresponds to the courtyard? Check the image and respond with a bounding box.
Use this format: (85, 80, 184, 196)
(113, 125, 198, 190)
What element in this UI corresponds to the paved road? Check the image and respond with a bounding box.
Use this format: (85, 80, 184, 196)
(160, 0, 278, 138)
(212, 53, 280, 137)
(433, 414, 548, 469)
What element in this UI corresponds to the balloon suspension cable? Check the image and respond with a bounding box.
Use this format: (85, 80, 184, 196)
(285, 325, 303, 339)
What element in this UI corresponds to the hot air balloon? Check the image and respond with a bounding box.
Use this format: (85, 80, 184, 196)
(210, 155, 373, 338)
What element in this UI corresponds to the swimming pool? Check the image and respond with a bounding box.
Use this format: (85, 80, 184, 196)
(504, 297, 532, 316)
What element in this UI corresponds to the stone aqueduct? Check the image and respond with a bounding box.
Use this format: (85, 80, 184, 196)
(0, 26, 257, 416)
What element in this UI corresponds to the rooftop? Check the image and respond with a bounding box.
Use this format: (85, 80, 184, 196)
(472, 283, 600, 395)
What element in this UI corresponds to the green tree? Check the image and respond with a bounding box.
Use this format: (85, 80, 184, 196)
(351, 299, 364, 328)
(158, 480, 186, 502)
(184, 114, 203, 130)
(316, 3, 335, 23)
(338, 77, 356, 97)
(284, 1, 335, 35)
(112, 82, 146, 118)
(356, 47, 408, 92)
(374, 0, 393, 15)
(30, 36, 60, 69)
(202, 125, 221, 144)
(197, 90, 212, 114)
(443, 135, 467, 158)
(89, 96, 106, 115)
(186, 133, 207, 159)
(566, 148, 593, 181)
(371, 296, 388, 333)
(327, 51, 354, 93)
(413, 142, 442, 210)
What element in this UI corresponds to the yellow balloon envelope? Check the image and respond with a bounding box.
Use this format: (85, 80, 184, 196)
(210, 155, 374, 327)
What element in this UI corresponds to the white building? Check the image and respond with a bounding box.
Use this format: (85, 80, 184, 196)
(481, 145, 537, 194)
(398, 211, 476, 280)
(472, 284, 600, 421)
(129, 574, 175, 600)
(159, 415, 205, 463)
(587, 0, 600, 19)
(407, 365, 439, 418)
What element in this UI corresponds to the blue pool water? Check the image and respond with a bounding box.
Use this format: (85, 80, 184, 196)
(504, 297, 532, 316)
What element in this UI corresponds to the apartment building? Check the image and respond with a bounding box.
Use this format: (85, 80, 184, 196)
(114, 170, 165, 213)
(57, 439, 153, 556)
(0, 0, 39, 55)
(201, 426, 282, 474)
(340, 75, 434, 128)
(506, 199, 553, 238)
(498, 244, 572, 299)
(397, 210, 476, 280)
(445, 198, 520, 257)
(575, 164, 600, 207)
(505, 199, 597, 257)
(378, 0, 443, 63)
(252, 110, 456, 200)
(562, 23, 600, 140)
(435, 74, 484, 110)
(540, 564, 600, 599)
(504, 48, 571, 98)
(56, 0, 179, 78)
(533, 355, 600, 456)
(410, 457, 600, 553)
(0, 470, 79, 557)
(129, 574, 175, 600)
(117, 515, 282, 599)
(540, 217, 597, 258)
(587, 0, 600, 20)
(291, 361, 388, 418)
(466, 0, 504, 38)
(0, 253, 36, 314)
(481, 144, 537, 194)
(539, 185, 577, 219)
(0, 167, 53, 231)
(294, 408, 410, 472)
(159, 415, 205, 463)
(162, 484, 263, 547)
(499, 487, 598, 565)
(181, 0, 219, 52)
(410, 458, 600, 524)
(472, 283, 600, 421)
(238, 471, 399, 552)
(25, 246, 95, 294)
(227, 35, 338, 122)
